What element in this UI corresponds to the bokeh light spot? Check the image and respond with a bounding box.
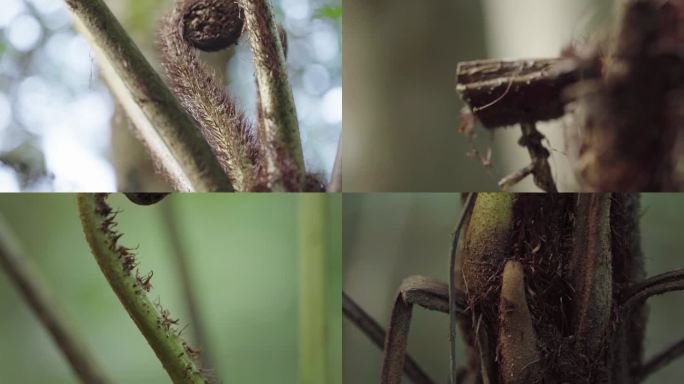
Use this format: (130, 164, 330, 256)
(0, 0, 25, 29)
(321, 86, 341, 124)
(7, 14, 43, 52)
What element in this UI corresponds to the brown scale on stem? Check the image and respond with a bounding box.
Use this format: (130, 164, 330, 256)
(568, 194, 612, 374)
(80, 194, 209, 383)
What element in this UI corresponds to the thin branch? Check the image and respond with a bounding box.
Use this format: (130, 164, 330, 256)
(474, 313, 496, 384)
(160, 201, 215, 373)
(343, 292, 386, 350)
(0, 215, 112, 384)
(382, 276, 466, 384)
(498, 162, 535, 190)
(328, 139, 342, 192)
(636, 336, 684, 382)
(342, 292, 435, 384)
(449, 193, 476, 384)
(77, 194, 209, 384)
(620, 268, 684, 314)
(237, 0, 306, 190)
(519, 123, 557, 192)
(64, 0, 230, 192)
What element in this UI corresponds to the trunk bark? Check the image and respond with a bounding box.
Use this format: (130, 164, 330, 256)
(457, 193, 645, 384)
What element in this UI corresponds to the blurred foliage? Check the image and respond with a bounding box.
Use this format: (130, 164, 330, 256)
(0, 193, 341, 383)
(127, 0, 163, 38)
(342, 0, 490, 191)
(343, 193, 684, 383)
(315, 5, 342, 21)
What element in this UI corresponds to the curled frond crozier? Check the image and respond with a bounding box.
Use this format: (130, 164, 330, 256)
(159, 0, 264, 191)
(182, 0, 244, 52)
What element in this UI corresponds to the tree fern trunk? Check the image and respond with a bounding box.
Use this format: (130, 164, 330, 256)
(457, 193, 645, 384)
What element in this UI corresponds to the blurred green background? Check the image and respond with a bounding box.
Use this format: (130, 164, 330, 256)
(0, 193, 341, 383)
(342, 0, 616, 191)
(343, 193, 684, 383)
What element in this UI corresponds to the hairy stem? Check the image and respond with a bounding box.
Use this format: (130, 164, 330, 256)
(0, 216, 113, 384)
(158, 0, 263, 191)
(570, 194, 612, 359)
(237, 0, 306, 190)
(382, 276, 464, 384)
(64, 0, 230, 192)
(77, 194, 208, 384)
(342, 292, 434, 384)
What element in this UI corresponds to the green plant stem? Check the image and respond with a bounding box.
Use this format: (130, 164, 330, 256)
(238, 0, 305, 189)
(0, 215, 113, 384)
(64, 0, 230, 192)
(160, 201, 215, 372)
(77, 194, 208, 384)
(299, 194, 329, 383)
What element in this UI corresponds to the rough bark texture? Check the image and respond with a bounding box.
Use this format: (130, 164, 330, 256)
(610, 193, 646, 383)
(456, 193, 646, 384)
(344, 194, 675, 384)
(576, 0, 684, 191)
(456, 59, 579, 128)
